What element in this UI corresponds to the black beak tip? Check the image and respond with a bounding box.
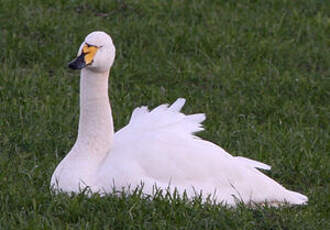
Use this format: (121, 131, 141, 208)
(68, 61, 75, 69)
(68, 54, 86, 70)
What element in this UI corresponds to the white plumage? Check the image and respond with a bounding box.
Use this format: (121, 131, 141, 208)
(51, 31, 308, 207)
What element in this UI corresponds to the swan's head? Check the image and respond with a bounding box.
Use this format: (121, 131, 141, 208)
(68, 31, 115, 73)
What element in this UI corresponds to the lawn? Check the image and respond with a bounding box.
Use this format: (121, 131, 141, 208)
(0, 0, 329, 229)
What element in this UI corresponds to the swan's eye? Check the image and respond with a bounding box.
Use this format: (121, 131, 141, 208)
(82, 44, 99, 65)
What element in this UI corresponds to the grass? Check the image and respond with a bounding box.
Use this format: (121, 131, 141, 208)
(0, 0, 329, 229)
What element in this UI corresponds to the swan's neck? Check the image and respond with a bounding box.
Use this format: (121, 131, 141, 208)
(74, 68, 114, 158)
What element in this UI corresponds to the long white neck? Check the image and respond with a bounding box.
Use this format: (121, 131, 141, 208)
(74, 68, 114, 158)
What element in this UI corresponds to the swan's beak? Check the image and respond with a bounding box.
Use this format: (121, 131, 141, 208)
(68, 44, 99, 70)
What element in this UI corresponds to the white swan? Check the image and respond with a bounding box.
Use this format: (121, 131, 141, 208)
(51, 31, 308, 207)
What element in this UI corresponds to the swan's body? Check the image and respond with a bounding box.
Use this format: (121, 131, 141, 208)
(51, 31, 308, 207)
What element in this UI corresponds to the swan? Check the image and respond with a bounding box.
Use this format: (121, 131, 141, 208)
(50, 31, 308, 207)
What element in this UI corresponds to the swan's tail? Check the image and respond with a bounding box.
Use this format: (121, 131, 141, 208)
(284, 189, 308, 205)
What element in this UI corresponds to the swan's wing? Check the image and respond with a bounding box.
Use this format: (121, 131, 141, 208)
(126, 98, 205, 136)
(121, 98, 268, 168)
(111, 98, 307, 206)
(234, 156, 271, 170)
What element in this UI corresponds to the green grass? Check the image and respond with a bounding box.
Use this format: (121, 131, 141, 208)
(0, 0, 329, 229)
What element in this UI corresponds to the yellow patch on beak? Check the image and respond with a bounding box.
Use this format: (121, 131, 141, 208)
(82, 44, 99, 65)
